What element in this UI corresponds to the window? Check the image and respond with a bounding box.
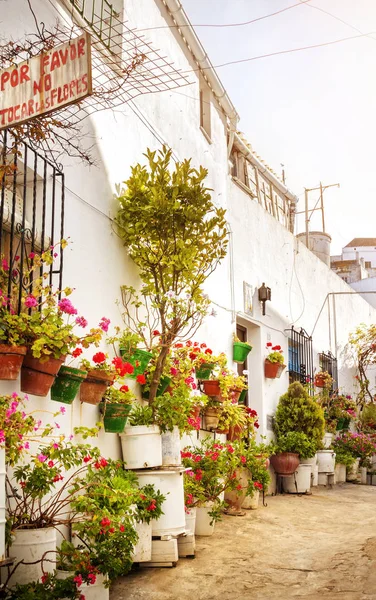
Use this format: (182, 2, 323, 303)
(342, 276, 348, 283)
(231, 151, 248, 186)
(287, 327, 314, 390)
(365, 261, 371, 269)
(199, 83, 211, 140)
(69, 0, 122, 50)
(319, 352, 338, 393)
(0, 131, 65, 314)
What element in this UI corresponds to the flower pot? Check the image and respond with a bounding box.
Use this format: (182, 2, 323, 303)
(161, 426, 182, 466)
(283, 464, 312, 494)
(242, 488, 260, 510)
(185, 507, 196, 534)
(100, 401, 132, 433)
(323, 432, 334, 449)
(135, 467, 186, 536)
(314, 375, 327, 388)
(141, 376, 172, 400)
(51, 366, 87, 404)
(195, 505, 215, 536)
(317, 450, 336, 473)
(80, 370, 113, 405)
(335, 463, 346, 483)
(229, 387, 242, 402)
(56, 570, 109, 600)
(224, 468, 248, 510)
(119, 348, 153, 379)
(238, 389, 247, 404)
(0, 344, 27, 380)
(264, 359, 285, 379)
(360, 466, 368, 484)
(21, 352, 65, 397)
(132, 520, 152, 562)
(202, 379, 221, 397)
(337, 417, 350, 431)
(233, 342, 253, 364)
(8, 527, 56, 586)
(195, 363, 215, 380)
(190, 405, 201, 420)
(227, 424, 243, 441)
(347, 458, 360, 481)
(120, 425, 162, 469)
(300, 454, 318, 466)
(204, 406, 220, 430)
(270, 452, 299, 475)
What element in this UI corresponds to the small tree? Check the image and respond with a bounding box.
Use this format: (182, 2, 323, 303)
(115, 146, 228, 404)
(349, 324, 376, 405)
(274, 382, 325, 448)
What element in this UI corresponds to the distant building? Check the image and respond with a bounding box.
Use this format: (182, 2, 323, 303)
(331, 238, 376, 283)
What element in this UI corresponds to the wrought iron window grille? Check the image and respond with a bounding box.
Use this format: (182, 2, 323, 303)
(286, 326, 314, 391)
(0, 130, 65, 314)
(319, 351, 338, 393)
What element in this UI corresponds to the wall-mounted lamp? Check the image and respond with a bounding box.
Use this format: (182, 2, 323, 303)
(258, 283, 271, 316)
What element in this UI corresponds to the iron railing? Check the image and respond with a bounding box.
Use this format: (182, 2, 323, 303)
(0, 130, 65, 314)
(319, 351, 338, 393)
(287, 326, 314, 389)
(68, 0, 119, 49)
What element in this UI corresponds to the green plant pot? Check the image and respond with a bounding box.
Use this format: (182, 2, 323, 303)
(141, 375, 172, 400)
(195, 363, 215, 380)
(238, 389, 247, 404)
(337, 417, 350, 431)
(50, 366, 87, 404)
(119, 348, 153, 379)
(233, 342, 253, 364)
(100, 401, 132, 433)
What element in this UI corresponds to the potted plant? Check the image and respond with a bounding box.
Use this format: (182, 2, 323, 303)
(120, 404, 162, 469)
(203, 398, 222, 430)
(269, 432, 315, 475)
(241, 443, 271, 509)
(79, 353, 133, 405)
(264, 342, 286, 379)
(332, 441, 355, 483)
(0, 310, 27, 380)
(314, 370, 333, 389)
(3, 572, 83, 599)
(232, 334, 253, 364)
(116, 329, 153, 379)
(216, 400, 247, 435)
(100, 384, 134, 433)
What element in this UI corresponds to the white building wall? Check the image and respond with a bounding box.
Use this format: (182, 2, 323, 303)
(342, 245, 376, 267)
(350, 277, 376, 309)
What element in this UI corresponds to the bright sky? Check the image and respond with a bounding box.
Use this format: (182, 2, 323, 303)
(182, 0, 376, 254)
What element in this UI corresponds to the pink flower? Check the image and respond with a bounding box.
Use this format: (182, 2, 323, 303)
(0, 430, 5, 444)
(25, 295, 38, 308)
(14, 255, 20, 261)
(88, 573, 96, 585)
(60, 406, 66, 414)
(186, 470, 194, 477)
(99, 317, 110, 332)
(28, 252, 35, 259)
(37, 454, 47, 463)
(75, 316, 88, 328)
(54, 422, 60, 429)
(48, 460, 54, 468)
(73, 574, 83, 586)
(194, 455, 202, 462)
(227, 445, 234, 454)
(170, 367, 178, 376)
(53, 443, 59, 449)
(1, 259, 9, 271)
(240, 455, 246, 464)
(58, 298, 77, 315)
(24, 442, 30, 450)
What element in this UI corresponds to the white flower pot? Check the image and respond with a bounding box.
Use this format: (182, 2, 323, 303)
(161, 426, 182, 466)
(335, 463, 346, 483)
(0, 448, 5, 561)
(185, 507, 196, 533)
(195, 505, 215, 536)
(56, 570, 109, 600)
(360, 466, 368, 485)
(300, 454, 318, 466)
(311, 463, 319, 486)
(317, 450, 336, 473)
(323, 433, 334, 449)
(135, 467, 186, 536)
(120, 425, 162, 469)
(132, 520, 152, 563)
(9, 527, 56, 586)
(283, 464, 312, 494)
(242, 489, 260, 510)
(347, 458, 360, 481)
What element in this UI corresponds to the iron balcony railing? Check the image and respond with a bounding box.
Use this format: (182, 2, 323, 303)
(287, 326, 314, 391)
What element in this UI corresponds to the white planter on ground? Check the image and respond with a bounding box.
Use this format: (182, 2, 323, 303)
(0, 447, 5, 561)
(335, 463, 346, 483)
(311, 464, 319, 486)
(283, 464, 312, 494)
(360, 466, 368, 485)
(120, 425, 162, 469)
(56, 570, 109, 600)
(242, 489, 260, 510)
(135, 467, 186, 536)
(323, 432, 334, 449)
(195, 505, 215, 536)
(161, 426, 181, 466)
(347, 458, 360, 481)
(8, 527, 56, 586)
(317, 450, 336, 473)
(132, 520, 152, 562)
(185, 507, 196, 533)
(300, 454, 318, 466)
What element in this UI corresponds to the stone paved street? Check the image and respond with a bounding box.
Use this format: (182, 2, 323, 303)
(111, 484, 376, 600)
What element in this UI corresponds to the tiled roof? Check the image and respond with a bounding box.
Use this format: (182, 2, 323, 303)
(345, 238, 376, 247)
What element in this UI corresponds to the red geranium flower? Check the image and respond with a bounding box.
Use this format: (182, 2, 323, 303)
(136, 374, 146, 385)
(72, 348, 83, 358)
(153, 330, 160, 336)
(266, 342, 272, 347)
(93, 352, 106, 364)
(120, 385, 129, 392)
(205, 348, 213, 355)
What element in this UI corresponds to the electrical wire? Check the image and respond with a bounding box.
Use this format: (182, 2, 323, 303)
(136, 0, 312, 31)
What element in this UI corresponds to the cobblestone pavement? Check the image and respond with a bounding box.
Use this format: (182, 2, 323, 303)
(111, 484, 376, 600)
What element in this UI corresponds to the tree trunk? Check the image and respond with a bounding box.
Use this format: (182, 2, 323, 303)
(148, 344, 170, 406)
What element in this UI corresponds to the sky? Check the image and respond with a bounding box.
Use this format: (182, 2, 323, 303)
(181, 0, 376, 254)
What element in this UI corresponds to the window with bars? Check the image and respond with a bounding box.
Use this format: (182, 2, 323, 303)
(319, 351, 338, 393)
(0, 131, 65, 314)
(68, 0, 123, 51)
(287, 326, 314, 389)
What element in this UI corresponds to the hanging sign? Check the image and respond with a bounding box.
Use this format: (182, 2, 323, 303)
(0, 32, 92, 129)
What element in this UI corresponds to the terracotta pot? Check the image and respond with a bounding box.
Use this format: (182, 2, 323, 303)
(217, 428, 229, 435)
(204, 407, 220, 429)
(190, 406, 201, 420)
(21, 352, 66, 397)
(0, 344, 27, 380)
(202, 380, 221, 397)
(255, 454, 270, 469)
(270, 452, 299, 475)
(314, 375, 326, 388)
(227, 424, 243, 441)
(224, 468, 248, 510)
(229, 388, 242, 402)
(80, 370, 113, 405)
(264, 359, 285, 379)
